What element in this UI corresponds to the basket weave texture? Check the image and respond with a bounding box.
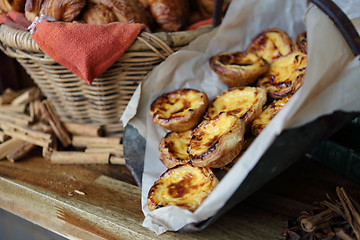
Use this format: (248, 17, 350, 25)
(0, 24, 210, 136)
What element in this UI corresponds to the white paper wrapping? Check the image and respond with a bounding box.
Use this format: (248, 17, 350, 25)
(121, 0, 360, 235)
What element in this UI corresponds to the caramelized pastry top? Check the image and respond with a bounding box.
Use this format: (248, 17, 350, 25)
(147, 163, 219, 212)
(189, 112, 245, 168)
(150, 88, 209, 132)
(257, 51, 307, 99)
(296, 31, 308, 54)
(251, 94, 293, 136)
(207, 86, 267, 126)
(209, 51, 269, 87)
(159, 129, 192, 169)
(247, 28, 298, 63)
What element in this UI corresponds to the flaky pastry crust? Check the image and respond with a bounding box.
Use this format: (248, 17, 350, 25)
(209, 51, 269, 87)
(247, 28, 298, 63)
(150, 88, 209, 132)
(251, 94, 293, 136)
(296, 31, 308, 54)
(189, 112, 246, 168)
(147, 163, 219, 212)
(207, 86, 267, 127)
(159, 129, 192, 168)
(257, 51, 307, 99)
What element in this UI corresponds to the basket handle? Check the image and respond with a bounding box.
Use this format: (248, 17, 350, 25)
(310, 0, 360, 56)
(212, 0, 224, 28)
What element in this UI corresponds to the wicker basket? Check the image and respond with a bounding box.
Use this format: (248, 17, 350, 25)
(0, 23, 211, 136)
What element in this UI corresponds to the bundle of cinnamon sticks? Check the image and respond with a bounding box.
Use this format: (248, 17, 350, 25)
(0, 87, 124, 165)
(284, 187, 360, 240)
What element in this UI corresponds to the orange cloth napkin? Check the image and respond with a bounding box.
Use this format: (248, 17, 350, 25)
(31, 21, 146, 84)
(0, 11, 146, 85)
(0, 10, 30, 30)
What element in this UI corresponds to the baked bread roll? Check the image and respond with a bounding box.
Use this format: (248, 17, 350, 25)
(147, 0, 189, 32)
(296, 31, 307, 54)
(189, 112, 246, 168)
(207, 86, 267, 127)
(159, 129, 192, 168)
(150, 88, 209, 132)
(90, 0, 153, 28)
(247, 28, 298, 63)
(147, 163, 219, 212)
(209, 51, 269, 87)
(257, 51, 307, 99)
(251, 94, 292, 136)
(25, 0, 86, 22)
(82, 3, 117, 25)
(0, 0, 25, 13)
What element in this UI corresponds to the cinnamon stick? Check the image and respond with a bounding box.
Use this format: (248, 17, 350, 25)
(50, 151, 110, 164)
(0, 88, 21, 105)
(1, 122, 53, 148)
(7, 142, 36, 162)
(85, 144, 123, 157)
(0, 130, 10, 142)
(63, 122, 104, 137)
(109, 156, 125, 165)
(39, 100, 72, 147)
(300, 208, 338, 232)
(72, 136, 120, 148)
(0, 138, 27, 160)
(337, 187, 360, 240)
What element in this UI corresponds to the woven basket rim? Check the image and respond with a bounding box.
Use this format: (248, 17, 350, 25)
(0, 23, 212, 53)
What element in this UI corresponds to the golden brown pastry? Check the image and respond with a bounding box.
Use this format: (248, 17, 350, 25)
(247, 28, 298, 63)
(257, 51, 307, 99)
(296, 31, 307, 54)
(25, 0, 86, 22)
(0, 0, 25, 13)
(147, 0, 189, 32)
(189, 112, 246, 168)
(159, 129, 192, 168)
(90, 0, 153, 28)
(209, 51, 269, 87)
(25, 0, 43, 22)
(82, 3, 117, 25)
(251, 94, 293, 136)
(150, 88, 209, 132)
(147, 163, 219, 212)
(207, 86, 267, 127)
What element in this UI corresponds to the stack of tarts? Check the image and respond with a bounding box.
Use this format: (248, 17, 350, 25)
(147, 28, 308, 212)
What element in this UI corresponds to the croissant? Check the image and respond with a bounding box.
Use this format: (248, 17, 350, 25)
(0, 0, 26, 13)
(82, 3, 117, 25)
(147, 0, 189, 32)
(90, 0, 153, 29)
(25, 0, 86, 22)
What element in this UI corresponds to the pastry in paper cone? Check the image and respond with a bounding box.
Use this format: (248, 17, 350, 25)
(150, 88, 209, 132)
(251, 94, 293, 136)
(296, 31, 308, 54)
(257, 51, 307, 99)
(147, 163, 219, 212)
(207, 86, 267, 127)
(247, 28, 298, 63)
(209, 51, 269, 87)
(159, 129, 192, 168)
(188, 112, 245, 168)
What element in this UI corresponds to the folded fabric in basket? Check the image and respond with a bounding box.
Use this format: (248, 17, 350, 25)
(0, 10, 30, 30)
(0, 11, 146, 85)
(31, 20, 146, 84)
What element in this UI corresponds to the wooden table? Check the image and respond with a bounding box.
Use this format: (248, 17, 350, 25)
(0, 149, 359, 240)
